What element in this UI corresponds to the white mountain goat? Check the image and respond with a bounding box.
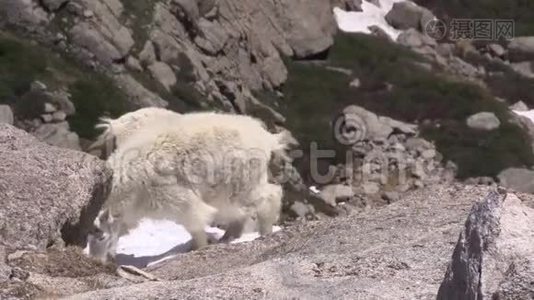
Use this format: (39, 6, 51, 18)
(88, 107, 181, 157)
(89, 111, 289, 262)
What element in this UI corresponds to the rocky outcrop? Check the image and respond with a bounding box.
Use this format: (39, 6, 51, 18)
(508, 36, 534, 62)
(14, 82, 82, 150)
(69, 184, 490, 299)
(329, 105, 455, 207)
(437, 191, 534, 300)
(1, 0, 336, 116)
(0, 124, 111, 250)
(466, 112, 501, 131)
(498, 167, 534, 194)
(0, 105, 13, 125)
(385, 1, 435, 31)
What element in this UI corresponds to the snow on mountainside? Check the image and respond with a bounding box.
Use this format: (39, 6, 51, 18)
(334, 0, 406, 40)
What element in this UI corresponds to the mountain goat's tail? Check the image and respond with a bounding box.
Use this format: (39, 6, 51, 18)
(87, 117, 118, 156)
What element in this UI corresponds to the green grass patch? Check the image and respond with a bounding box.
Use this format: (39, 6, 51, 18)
(415, 0, 534, 36)
(0, 32, 131, 139)
(273, 33, 534, 179)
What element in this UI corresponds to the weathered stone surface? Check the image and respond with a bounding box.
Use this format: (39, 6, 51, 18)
(147, 62, 177, 91)
(466, 112, 501, 131)
(41, 0, 68, 11)
(276, 0, 336, 58)
(510, 100, 528, 112)
(0, 105, 14, 125)
(32, 121, 82, 150)
(0, 124, 111, 250)
(71, 184, 491, 299)
(511, 61, 534, 79)
(437, 191, 534, 300)
(342, 105, 394, 141)
(508, 36, 534, 62)
(385, 1, 434, 31)
(498, 167, 534, 194)
(318, 184, 354, 206)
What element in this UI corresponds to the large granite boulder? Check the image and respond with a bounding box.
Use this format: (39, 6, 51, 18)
(437, 191, 534, 299)
(0, 124, 111, 250)
(70, 184, 491, 299)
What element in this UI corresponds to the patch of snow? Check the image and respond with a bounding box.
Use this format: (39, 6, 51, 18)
(513, 110, 534, 124)
(333, 0, 406, 40)
(84, 218, 281, 267)
(309, 186, 320, 194)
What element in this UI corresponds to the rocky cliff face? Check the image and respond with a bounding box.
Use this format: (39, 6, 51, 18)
(1, 0, 336, 115)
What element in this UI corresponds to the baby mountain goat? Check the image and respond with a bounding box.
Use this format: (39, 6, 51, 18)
(89, 110, 289, 262)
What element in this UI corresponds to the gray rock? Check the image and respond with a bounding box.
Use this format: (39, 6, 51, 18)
(466, 112, 501, 131)
(382, 191, 400, 203)
(41, 114, 53, 123)
(385, 1, 434, 30)
(405, 137, 433, 151)
(342, 105, 394, 143)
(290, 201, 311, 218)
(362, 181, 380, 194)
(139, 41, 157, 67)
(30, 81, 47, 92)
(0, 124, 111, 250)
(0, 105, 14, 125)
(508, 36, 534, 62)
(172, 0, 200, 21)
(113, 74, 168, 108)
(488, 43, 506, 57)
(70, 184, 493, 299)
(195, 18, 229, 55)
(421, 149, 437, 160)
(511, 61, 534, 79)
(334, 0, 363, 11)
(147, 62, 177, 91)
(278, 0, 336, 58)
(83, 9, 94, 18)
(41, 0, 68, 11)
(498, 168, 534, 194)
(349, 78, 361, 88)
(32, 122, 81, 150)
(437, 191, 534, 300)
(510, 100, 528, 112)
(69, 23, 124, 64)
(397, 28, 424, 47)
(318, 184, 354, 206)
(44, 102, 57, 113)
(52, 111, 67, 122)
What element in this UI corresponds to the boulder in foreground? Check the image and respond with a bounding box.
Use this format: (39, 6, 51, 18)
(0, 124, 110, 250)
(437, 190, 534, 300)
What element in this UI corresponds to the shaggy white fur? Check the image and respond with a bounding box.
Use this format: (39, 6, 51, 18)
(89, 107, 181, 155)
(90, 111, 288, 262)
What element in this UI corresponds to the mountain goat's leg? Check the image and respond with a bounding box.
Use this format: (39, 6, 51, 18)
(256, 183, 283, 236)
(219, 215, 247, 243)
(152, 185, 217, 251)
